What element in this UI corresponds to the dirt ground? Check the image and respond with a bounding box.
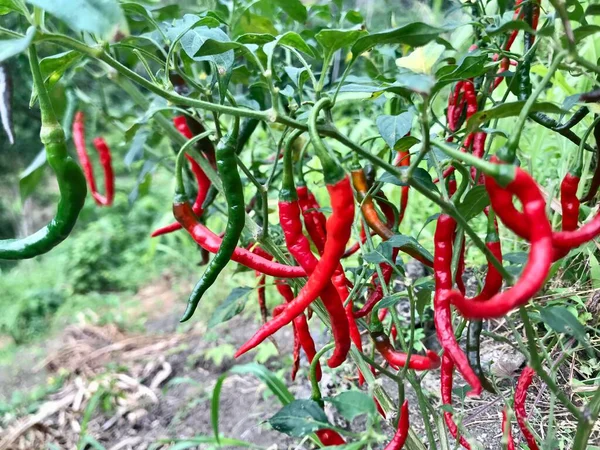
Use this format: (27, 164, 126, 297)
(0, 271, 585, 449)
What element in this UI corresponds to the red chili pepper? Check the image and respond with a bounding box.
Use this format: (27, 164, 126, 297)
(394, 150, 411, 226)
(342, 224, 368, 258)
(470, 211, 503, 302)
(276, 281, 322, 381)
(272, 301, 301, 380)
(383, 400, 409, 450)
(235, 135, 355, 364)
(451, 167, 553, 319)
(257, 273, 267, 324)
(73, 112, 115, 207)
(434, 214, 483, 396)
(353, 248, 399, 319)
(315, 429, 346, 446)
(502, 407, 516, 450)
(515, 366, 539, 450)
(152, 117, 211, 237)
(372, 331, 441, 370)
(470, 132, 487, 183)
(278, 198, 350, 368)
(441, 354, 472, 449)
(174, 202, 307, 278)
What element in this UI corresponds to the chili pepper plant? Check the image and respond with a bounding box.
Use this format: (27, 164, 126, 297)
(1, 0, 600, 448)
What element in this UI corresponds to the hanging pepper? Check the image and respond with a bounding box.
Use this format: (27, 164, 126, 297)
(383, 400, 409, 450)
(257, 273, 267, 323)
(179, 120, 248, 321)
(0, 45, 87, 260)
(434, 214, 483, 396)
(394, 150, 411, 226)
(275, 130, 350, 367)
(276, 280, 322, 381)
(271, 303, 301, 379)
(450, 166, 553, 319)
(0, 64, 14, 145)
(515, 366, 539, 450)
(502, 407, 516, 450)
(235, 98, 354, 361)
(151, 117, 212, 237)
(440, 354, 472, 449)
(371, 317, 440, 371)
(73, 112, 115, 206)
(353, 256, 397, 319)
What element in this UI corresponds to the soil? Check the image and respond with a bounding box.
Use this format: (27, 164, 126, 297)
(0, 268, 583, 449)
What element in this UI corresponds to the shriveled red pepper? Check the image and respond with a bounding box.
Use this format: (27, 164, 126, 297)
(434, 214, 482, 396)
(175, 205, 306, 278)
(271, 303, 301, 380)
(450, 166, 553, 319)
(440, 354, 472, 449)
(276, 281, 321, 381)
(383, 400, 409, 450)
(235, 105, 354, 363)
(515, 366, 539, 450)
(502, 407, 516, 450)
(152, 117, 211, 237)
(73, 112, 115, 207)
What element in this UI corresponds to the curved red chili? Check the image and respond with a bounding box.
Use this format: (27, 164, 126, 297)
(434, 214, 482, 396)
(73, 112, 115, 207)
(174, 202, 306, 278)
(515, 366, 539, 450)
(235, 181, 354, 362)
(441, 354, 472, 449)
(152, 117, 211, 237)
(383, 400, 409, 450)
(276, 281, 321, 381)
(372, 331, 441, 371)
(451, 167, 553, 319)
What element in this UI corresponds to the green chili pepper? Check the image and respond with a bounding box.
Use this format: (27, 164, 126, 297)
(180, 121, 243, 322)
(0, 43, 86, 260)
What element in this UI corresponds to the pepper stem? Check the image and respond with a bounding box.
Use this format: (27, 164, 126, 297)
(308, 97, 345, 184)
(574, 116, 600, 176)
(281, 129, 304, 201)
(310, 343, 336, 406)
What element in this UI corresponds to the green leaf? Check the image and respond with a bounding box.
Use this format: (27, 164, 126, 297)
(587, 4, 600, 15)
(268, 399, 330, 437)
(503, 252, 527, 265)
(316, 27, 367, 61)
(387, 234, 434, 264)
(571, 25, 600, 42)
(211, 374, 226, 445)
(352, 22, 449, 58)
(0, 26, 34, 62)
(538, 306, 590, 352)
(394, 135, 420, 151)
(486, 19, 534, 36)
(466, 101, 566, 134)
(230, 363, 294, 406)
(208, 287, 253, 328)
(376, 111, 414, 149)
(457, 185, 490, 222)
(435, 54, 489, 91)
(39, 50, 82, 91)
(376, 291, 407, 311)
(0, 0, 28, 15)
(236, 11, 278, 36)
(274, 0, 306, 23)
(19, 148, 46, 201)
(415, 287, 432, 317)
(325, 391, 376, 421)
(25, 0, 127, 38)
(589, 250, 600, 290)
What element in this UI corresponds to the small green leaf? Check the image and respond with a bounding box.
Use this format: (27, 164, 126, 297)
(587, 4, 600, 15)
(503, 252, 527, 265)
(486, 19, 535, 36)
(0, 0, 28, 16)
(352, 22, 449, 58)
(325, 391, 376, 420)
(415, 287, 432, 317)
(376, 291, 407, 311)
(394, 135, 420, 151)
(19, 148, 46, 201)
(236, 11, 278, 36)
(268, 399, 330, 437)
(457, 185, 490, 222)
(539, 306, 590, 352)
(25, 0, 127, 38)
(208, 287, 253, 328)
(435, 54, 489, 91)
(376, 111, 414, 149)
(571, 25, 600, 42)
(316, 27, 367, 61)
(387, 234, 434, 265)
(0, 26, 34, 62)
(274, 0, 307, 23)
(466, 101, 565, 134)
(211, 374, 226, 444)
